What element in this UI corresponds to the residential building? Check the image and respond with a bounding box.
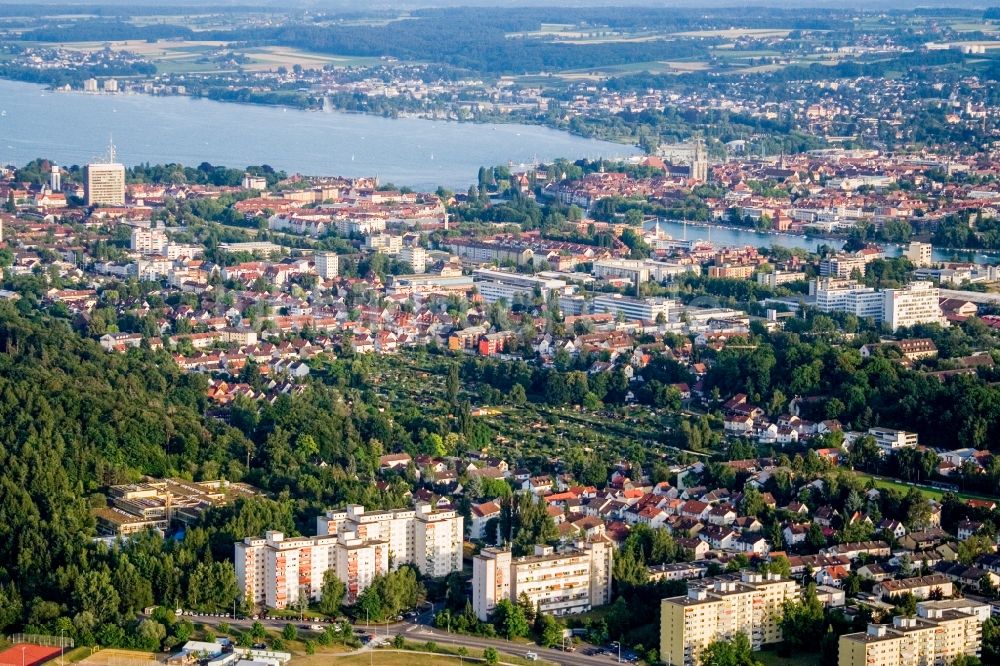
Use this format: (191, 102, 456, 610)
(708, 264, 754, 280)
(883, 281, 945, 330)
(838, 601, 983, 666)
(237, 503, 462, 609)
(470, 501, 501, 541)
(399, 246, 426, 273)
(757, 270, 803, 288)
(904, 241, 933, 268)
(472, 269, 568, 304)
(660, 572, 798, 666)
(593, 259, 651, 284)
(471, 540, 613, 621)
(591, 293, 672, 322)
(874, 574, 954, 601)
(85, 162, 126, 206)
(315, 503, 462, 578)
(814, 279, 883, 320)
(414, 505, 465, 577)
(867, 427, 918, 454)
(235, 531, 341, 609)
(365, 234, 404, 255)
(131, 227, 168, 254)
(313, 252, 340, 279)
(819, 255, 866, 278)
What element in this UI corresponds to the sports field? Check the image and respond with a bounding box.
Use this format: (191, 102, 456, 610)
(0, 644, 63, 666)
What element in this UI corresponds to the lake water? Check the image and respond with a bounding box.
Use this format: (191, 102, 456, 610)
(0, 79, 638, 190)
(647, 219, 997, 265)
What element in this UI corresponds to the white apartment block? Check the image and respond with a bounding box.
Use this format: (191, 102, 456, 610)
(883, 281, 945, 330)
(838, 602, 984, 666)
(236, 531, 339, 610)
(85, 162, 126, 207)
(317, 505, 417, 565)
(165, 243, 203, 260)
(365, 234, 404, 255)
(757, 270, 804, 289)
(591, 293, 672, 322)
(313, 252, 340, 279)
(867, 427, 918, 454)
(472, 269, 569, 305)
(131, 227, 169, 254)
(814, 279, 883, 321)
(335, 218, 386, 236)
(238, 503, 461, 610)
(593, 259, 651, 284)
(336, 533, 390, 603)
(904, 241, 933, 268)
(660, 572, 798, 666)
(415, 507, 465, 577)
(819, 255, 867, 278)
(317, 503, 463, 578)
(398, 246, 426, 273)
(472, 541, 613, 621)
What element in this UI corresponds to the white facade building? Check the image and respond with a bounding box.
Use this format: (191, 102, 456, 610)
(904, 242, 934, 268)
(398, 246, 427, 273)
(472, 269, 569, 304)
(313, 252, 340, 279)
(131, 227, 168, 254)
(883, 281, 945, 330)
(472, 541, 613, 621)
(592, 293, 672, 322)
(237, 503, 462, 610)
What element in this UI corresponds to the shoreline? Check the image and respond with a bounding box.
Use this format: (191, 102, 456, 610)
(38, 79, 640, 148)
(652, 219, 1000, 261)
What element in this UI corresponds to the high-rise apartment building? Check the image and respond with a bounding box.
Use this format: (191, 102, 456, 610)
(472, 541, 613, 621)
(85, 162, 126, 207)
(313, 252, 340, 279)
(399, 246, 426, 273)
(839, 601, 984, 666)
(659, 572, 798, 666)
(131, 227, 168, 254)
(813, 279, 945, 330)
(904, 241, 933, 268)
(814, 279, 883, 320)
(819, 255, 867, 278)
(883, 281, 945, 330)
(238, 503, 462, 610)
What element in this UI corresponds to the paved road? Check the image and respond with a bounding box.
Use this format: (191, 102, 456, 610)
(189, 611, 624, 666)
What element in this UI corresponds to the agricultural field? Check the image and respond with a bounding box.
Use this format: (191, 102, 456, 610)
(238, 47, 382, 71)
(673, 28, 793, 39)
(28, 39, 382, 75)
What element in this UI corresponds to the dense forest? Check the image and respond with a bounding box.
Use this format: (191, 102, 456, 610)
(0, 304, 433, 645)
(12, 7, 870, 76)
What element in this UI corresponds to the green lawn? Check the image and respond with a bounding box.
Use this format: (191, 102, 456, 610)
(756, 650, 820, 666)
(853, 472, 1000, 502)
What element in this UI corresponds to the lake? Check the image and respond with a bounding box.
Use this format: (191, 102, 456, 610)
(0, 79, 638, 190)
(646, 219, 997, 265)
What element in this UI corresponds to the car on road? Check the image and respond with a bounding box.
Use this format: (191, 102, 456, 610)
(525, 652, 538, 661)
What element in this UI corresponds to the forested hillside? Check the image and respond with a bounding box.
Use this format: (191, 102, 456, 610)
(0, 303, 463, 645)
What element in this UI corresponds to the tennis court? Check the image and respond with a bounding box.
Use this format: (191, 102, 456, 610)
(0, 644, 63, 666)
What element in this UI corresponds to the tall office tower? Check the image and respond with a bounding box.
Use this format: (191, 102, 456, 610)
(85, 141, 126, 207)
